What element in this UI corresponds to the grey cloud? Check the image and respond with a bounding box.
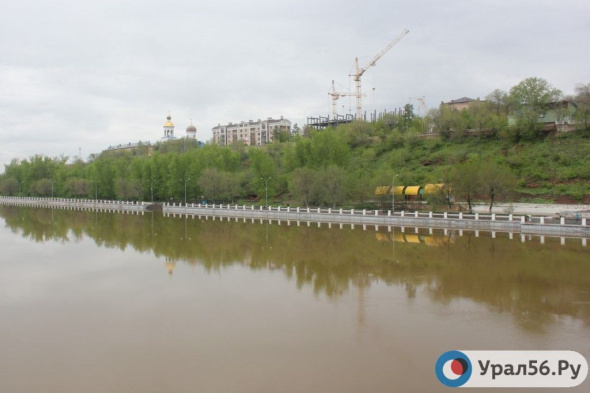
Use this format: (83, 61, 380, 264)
(1, 0, 589, 169)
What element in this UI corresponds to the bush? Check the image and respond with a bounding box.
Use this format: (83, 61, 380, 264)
(385, 130, 405, 150)
(405, 134, 423, 150)
(390, 148, 412, 167)
(353, 202, 380, 210)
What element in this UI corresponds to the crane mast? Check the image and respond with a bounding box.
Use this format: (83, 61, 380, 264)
(409, 96, 428, 116)
(351, 28, 409, 119)
(409, 96, 428, 133)
(328, 80, 355, 118)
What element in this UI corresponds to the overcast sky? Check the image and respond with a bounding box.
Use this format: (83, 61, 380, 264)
(1, 0, 588, 171)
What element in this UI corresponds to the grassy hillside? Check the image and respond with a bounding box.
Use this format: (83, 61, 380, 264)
(370, 129, 590, 203)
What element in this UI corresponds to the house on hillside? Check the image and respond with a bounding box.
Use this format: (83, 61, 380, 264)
(508, 100, 578, 132)
(441, 97, 483, 111)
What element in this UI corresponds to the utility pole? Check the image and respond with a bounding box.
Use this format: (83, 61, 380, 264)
(392, 174, 398, 212)
(181, 178, 191, 205)
(261, 176, 271, 206)
(146, 179, 156, 202)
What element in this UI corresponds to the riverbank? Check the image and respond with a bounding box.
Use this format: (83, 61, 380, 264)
(0, 196, 146, 212)
(1, 196, 588, 238)
(470, 202, 590, 216)
(163, 202, 590, 238)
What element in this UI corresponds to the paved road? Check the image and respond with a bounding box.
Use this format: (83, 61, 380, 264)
(470, 202, 590, 216)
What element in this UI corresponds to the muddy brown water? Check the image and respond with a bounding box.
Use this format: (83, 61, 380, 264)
(1, 206, 589, 392)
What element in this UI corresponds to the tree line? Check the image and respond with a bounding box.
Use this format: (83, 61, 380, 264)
(1, 77, 589, 211)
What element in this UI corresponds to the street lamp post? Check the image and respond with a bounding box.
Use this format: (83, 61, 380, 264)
(50, 180, 53, 198)
(146, 179, 155, 202)
(181, 178, 191, 205)
(392, 173, 398, 212)
(261, 176, 271, 206)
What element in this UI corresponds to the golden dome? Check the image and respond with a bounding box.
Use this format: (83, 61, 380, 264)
(165, 260, 176, 275)
(164, 115, 174, 127)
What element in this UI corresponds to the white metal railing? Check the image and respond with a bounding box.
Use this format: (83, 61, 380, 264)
(156, 201, 588, 227)
(1, 197, 587, 227)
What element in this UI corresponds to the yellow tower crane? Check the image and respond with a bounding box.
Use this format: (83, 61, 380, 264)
(350, 28, 409, 120)
(328, 80, 356, 118)
(409, 96, 428, 116)
(410, 96, 429, 133)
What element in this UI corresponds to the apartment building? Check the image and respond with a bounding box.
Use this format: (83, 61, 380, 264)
(212, 117, 291, 146)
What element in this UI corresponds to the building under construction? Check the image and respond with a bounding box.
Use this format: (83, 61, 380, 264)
(310, 28, 410, 130)
(307, 107, 407, 130)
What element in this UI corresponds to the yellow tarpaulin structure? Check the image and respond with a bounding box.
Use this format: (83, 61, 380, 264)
(404, 186, 422, 196)
(375, 186, 406, 195)
(403, 234, 421, 244)
(423, 183, 444, 195)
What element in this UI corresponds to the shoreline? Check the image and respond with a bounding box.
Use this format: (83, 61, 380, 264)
(1, 196, 589, 238)
(469, 202, 590, 216)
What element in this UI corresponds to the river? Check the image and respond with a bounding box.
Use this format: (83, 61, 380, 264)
(0, 206, 589, 392)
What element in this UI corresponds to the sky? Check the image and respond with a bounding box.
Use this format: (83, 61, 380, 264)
(1, 0, 588, 171)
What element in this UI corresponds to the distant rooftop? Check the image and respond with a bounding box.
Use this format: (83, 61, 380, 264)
(105, 141, 151, 151)
(447, 97, 476, 104)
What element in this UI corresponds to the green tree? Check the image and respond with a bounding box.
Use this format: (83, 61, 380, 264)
(452, 157, 482, 213)
(508, 77, 562, 140)
(318, 165, 347, 208)
(223, 172, 243, 203)
(0, 177, 19, 195)
(64, 178, 91, 198)
(308, 128, 350, 169)
(478, 161, 517, 213)
(30, 178, 53, 196)
(248, 148, 277, 200)
(401, 103, 414, 130)
(198, 168, 224, 203)
(289, 167, 318, 207)
(467, 101, 495, 139)
(574, 82, 590, 130)
(486, 89, 509, 116)
(430, 106, 464, 140)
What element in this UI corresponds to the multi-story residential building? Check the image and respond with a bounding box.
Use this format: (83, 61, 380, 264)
(212, 117, 291, 146)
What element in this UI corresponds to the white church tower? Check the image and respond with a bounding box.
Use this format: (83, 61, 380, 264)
(162, 114, 177, 140)
(186, 120, 197, 139)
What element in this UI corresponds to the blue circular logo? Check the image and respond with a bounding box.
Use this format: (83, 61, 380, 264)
(435, 350, 472, 387)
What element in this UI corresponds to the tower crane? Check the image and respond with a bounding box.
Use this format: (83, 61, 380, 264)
(409, 96, 428, 116)
(409, 96, 429, 133)
(328, 80, 356, 118)
(350, 28, 409, 120)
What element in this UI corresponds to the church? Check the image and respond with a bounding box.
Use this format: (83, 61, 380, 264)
(105, 114, 199, 153)
(161, 114, 197, 141)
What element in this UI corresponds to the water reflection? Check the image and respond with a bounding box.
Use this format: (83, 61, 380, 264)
(1, 205, 590, 334)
